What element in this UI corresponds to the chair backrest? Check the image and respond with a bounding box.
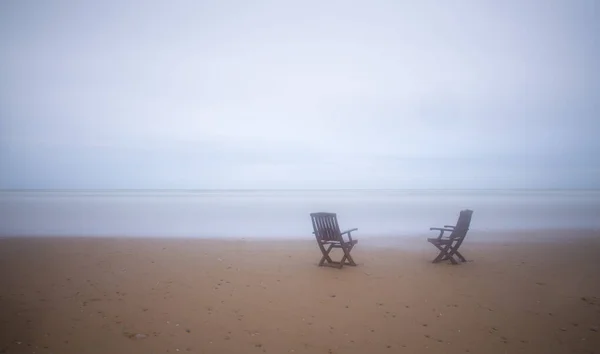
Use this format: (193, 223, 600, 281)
(450, 209, 474, 240)
(310, 212, 342, 242)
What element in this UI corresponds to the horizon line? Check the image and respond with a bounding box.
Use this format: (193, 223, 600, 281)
(1, 188, 599, 192)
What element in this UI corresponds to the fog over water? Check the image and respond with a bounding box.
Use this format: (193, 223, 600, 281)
(1, 190, 599, 238)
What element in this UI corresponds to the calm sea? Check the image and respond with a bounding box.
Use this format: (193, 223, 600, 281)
(0, 190, 599, 238)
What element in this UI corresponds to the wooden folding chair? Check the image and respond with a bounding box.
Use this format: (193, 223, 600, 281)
(310, 212, 358, 268)
(427, 209, 473, 264)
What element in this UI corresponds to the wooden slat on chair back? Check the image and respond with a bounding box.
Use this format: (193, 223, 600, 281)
(450, 209, 473, 239)
(310, 212, 342, 242)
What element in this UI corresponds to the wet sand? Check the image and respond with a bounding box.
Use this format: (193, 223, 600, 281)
(1, 230, 599, 354)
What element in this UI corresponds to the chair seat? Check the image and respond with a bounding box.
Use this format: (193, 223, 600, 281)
(321, 239, 358, 246)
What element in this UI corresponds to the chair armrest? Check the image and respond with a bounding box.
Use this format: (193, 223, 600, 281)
(430, 227, 454, 232)
(341, 228, 358, 242)
(444, 225, 455, 229)
(429, 227, 454, 239)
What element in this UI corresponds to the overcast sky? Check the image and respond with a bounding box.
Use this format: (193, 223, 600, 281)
(1, 0, 598, 189)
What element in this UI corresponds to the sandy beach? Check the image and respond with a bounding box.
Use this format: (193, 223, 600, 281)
(1, 230, 599, 354)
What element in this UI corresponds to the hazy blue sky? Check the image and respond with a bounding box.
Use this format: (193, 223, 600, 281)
(1, 0, 599, 189)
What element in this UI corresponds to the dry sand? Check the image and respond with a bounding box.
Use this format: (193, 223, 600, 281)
(1, 230, 599, 354)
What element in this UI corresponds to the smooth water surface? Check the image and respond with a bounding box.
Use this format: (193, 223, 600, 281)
(1, 190, 599, 238)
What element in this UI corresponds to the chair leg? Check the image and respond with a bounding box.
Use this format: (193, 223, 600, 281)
(454, 250, 467, 262)
(441, 252, 456, 262)
(319, 244, 334, 266)
(444, 247, 460, 265)
(433, 243, 458, 264)
(318, 243, 357, 268)
(447, 253, 458, 265)
(444, 243, 466, 264)
(432, 244, 447, 263)
(341, 245, 357, 266)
